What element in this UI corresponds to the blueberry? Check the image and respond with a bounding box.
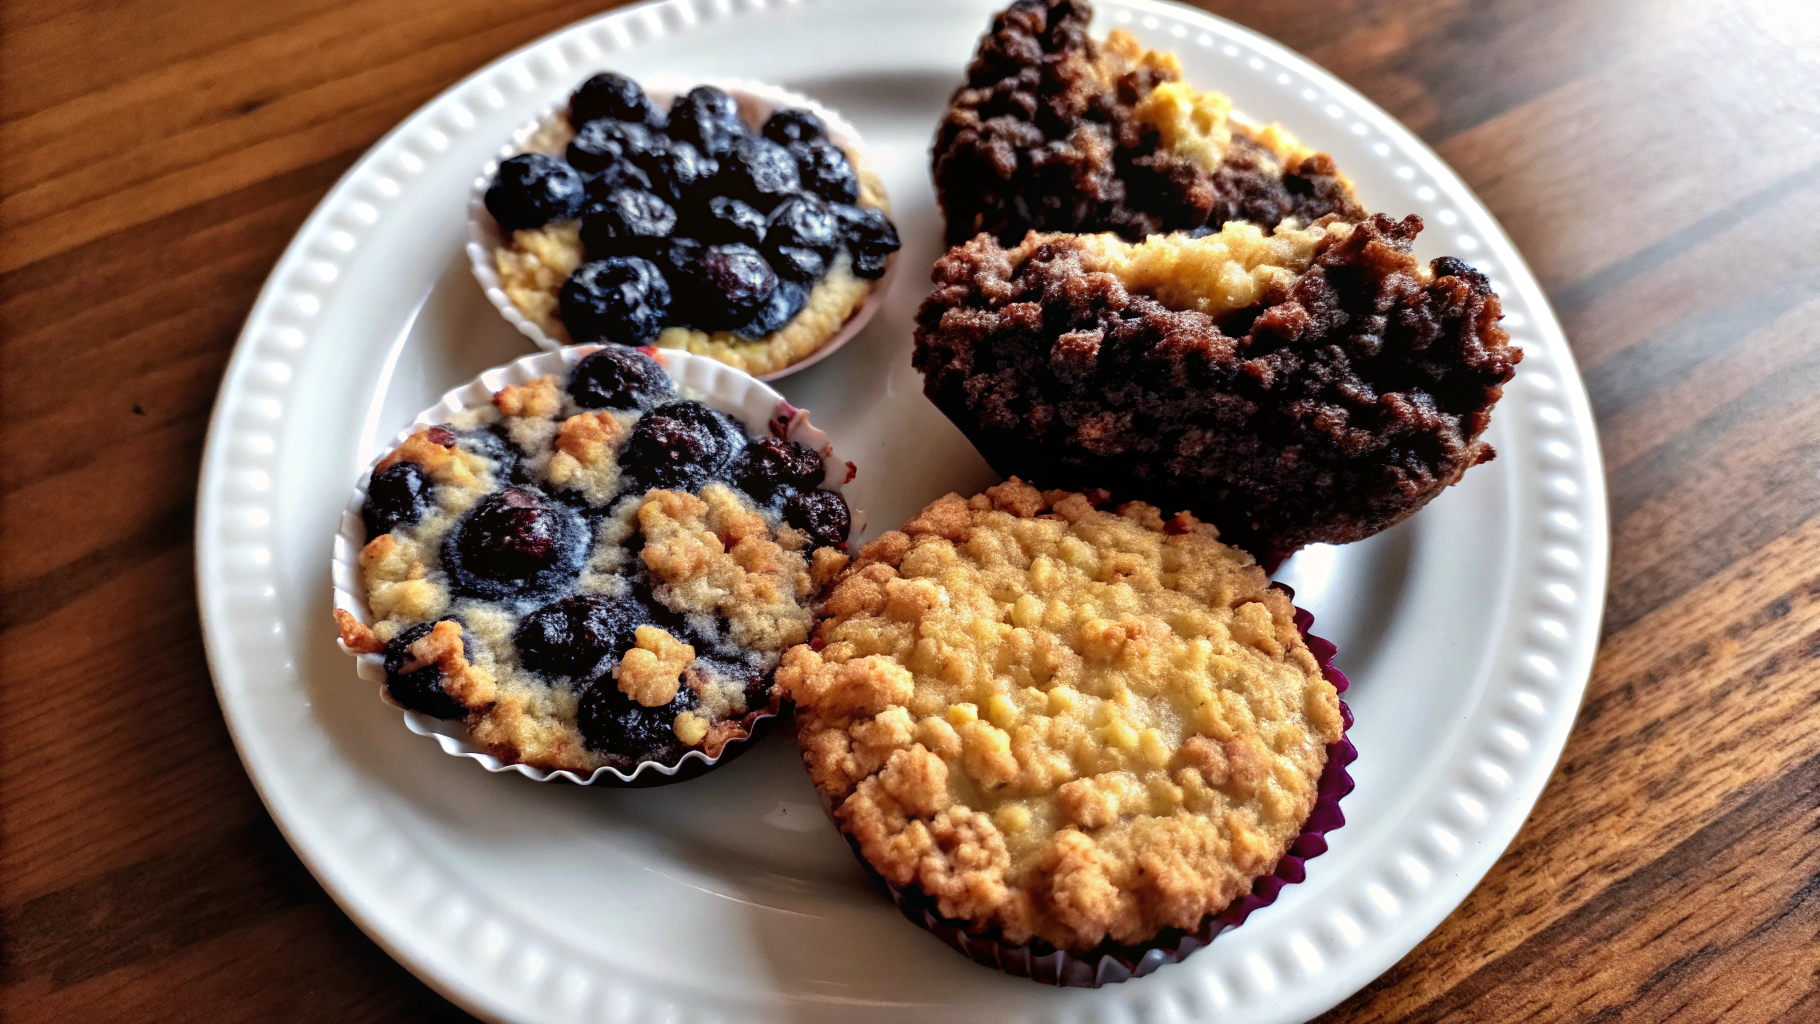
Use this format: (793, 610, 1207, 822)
(688, 243, 778, 331)
(571, 72, 663, 127)
(442, 486, 588, 600)
(485, 153, 585, 231)
(765, 194, 838, 253)
(457, 424, 527, 484)
(667, 86, 747, 159)
(567, 345, 675, 410)
(578, 167, 654, 218)
(717, 137, 800, 209)
(734, 436, 824, 502)
(695, 195, 766, 246)
(621, 400, 747, 490)
(633, 138, 718, 207)
(579, 189, 677, 257)
(586, 120, 666, 165)
(788, 139, 859, 204)
(383, 620, 470, 720)
(567, 120, 650, 178)
(515, 593, 647, 679)
(559, 256, 672, 344)
(833, 204, 901, 279)
(761, 107, 827, 145)
(784, 488, 850, 547)
(577, 674, 699, 757)
(765, 244, 826, 284)
(363, 462, 431, 538)
(736, 279, 807, 339)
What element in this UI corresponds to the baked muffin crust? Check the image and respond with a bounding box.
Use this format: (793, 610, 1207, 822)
(780, 480, 1343, 951)
(932, 0, 1363, 245)
(912, 215, 1521, 553)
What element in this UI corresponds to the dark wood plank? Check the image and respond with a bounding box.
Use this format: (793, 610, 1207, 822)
(4, 0, 1819, 1020)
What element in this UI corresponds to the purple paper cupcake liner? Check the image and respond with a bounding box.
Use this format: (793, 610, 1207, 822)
(856, 598, 1355, 987)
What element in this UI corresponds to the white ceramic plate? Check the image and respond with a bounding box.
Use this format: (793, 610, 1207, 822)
(194, 1, 1608, 1022)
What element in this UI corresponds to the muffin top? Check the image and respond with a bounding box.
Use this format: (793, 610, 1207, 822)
(335, 347, 854, 775)
(484, 74, 901, 376)
(912, 214, 1521, 554)
(932, 0, 1363, 245)
(779, 480, 1343, 951)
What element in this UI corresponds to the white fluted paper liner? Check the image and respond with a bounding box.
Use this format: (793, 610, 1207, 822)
(330, 345, 862, 785)
(466, 76, 897, 380)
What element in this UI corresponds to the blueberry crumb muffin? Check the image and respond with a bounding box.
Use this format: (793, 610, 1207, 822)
(483, 73, 901, 377)
(933, 0, 1363, 245)
(779, 479, 1343, 952)
(335, 346, 855, 776)
(913, 215, 1521, 554)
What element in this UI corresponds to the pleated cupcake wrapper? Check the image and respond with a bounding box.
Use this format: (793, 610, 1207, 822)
(466, 76, 897, 379)
(843, 596, 1354, 987)
(329, 344, 861, 785)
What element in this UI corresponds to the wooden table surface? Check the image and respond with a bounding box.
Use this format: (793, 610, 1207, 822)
(5, 0, 1819, 1020)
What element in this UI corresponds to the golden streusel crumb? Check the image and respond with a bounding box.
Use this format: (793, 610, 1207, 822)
(614, 626, 695, 707)
(782, 478, 1341, 951)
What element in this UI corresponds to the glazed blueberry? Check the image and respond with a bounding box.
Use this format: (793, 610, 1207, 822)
(736, 279, 807, 339)
(633, 138, 718, 207)
(620, 400, 746, 490)
(515, 594, 646, 679)
(761, 107, 827, 146)
(567, 119, 645, 177)
(788, 139, 859, 204)
(690, 243, 778, 331)
(695, 195, 766, 246)
(442, 486, 588, 600)
(765, 194, 838, 254)
(783, 488, 850, 548)
(458, 424, 528, 485)
(567, 345, 675, 410)
(588, 120, 666, 165)
(559, 256, 672, 344)
(765, 244, 825, 284)
(666, 86, 746, 159)
(485, 153, 585, 231)
(383, 620, 470, 720)
(579, 189, 677, 256)
(717, 137, 800, 209)
(576, 675, 699, 756)
(734, 436, 824, 502)
(833, 204, 901, 279)
(571, 72, 663, 127)
(362, 461, 431, 538)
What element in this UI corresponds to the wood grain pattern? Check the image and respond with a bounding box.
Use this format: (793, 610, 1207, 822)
(3, 0, 1818, 1020)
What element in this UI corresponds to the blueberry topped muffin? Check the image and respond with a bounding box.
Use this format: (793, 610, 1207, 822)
(933, 0, 1363, 245)
(912, 215, 1520, 554)
(335, 347, 855, 775)
(779, 479, 1343, 952)
(483, 73, 901, 377)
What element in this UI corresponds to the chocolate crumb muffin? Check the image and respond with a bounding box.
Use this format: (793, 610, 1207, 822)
(912, 215, 1521, 554)
(780, 479, 1344, 953)
(335, 346, 855, 776)
(932, 0, 1364, 245)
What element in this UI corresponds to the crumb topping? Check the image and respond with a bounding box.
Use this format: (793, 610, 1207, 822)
(913, 214, 1521, 552)
(782, 479, 1342, 950)
(932, 0, 1364, 244)
(615, 625, 695, 706)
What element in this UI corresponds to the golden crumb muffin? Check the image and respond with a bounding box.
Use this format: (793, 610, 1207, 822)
(778, 479, 1344, 951)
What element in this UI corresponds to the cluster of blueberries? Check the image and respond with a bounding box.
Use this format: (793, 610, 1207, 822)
(485, 73, 902, 344)
(361, 348, 850, 758)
